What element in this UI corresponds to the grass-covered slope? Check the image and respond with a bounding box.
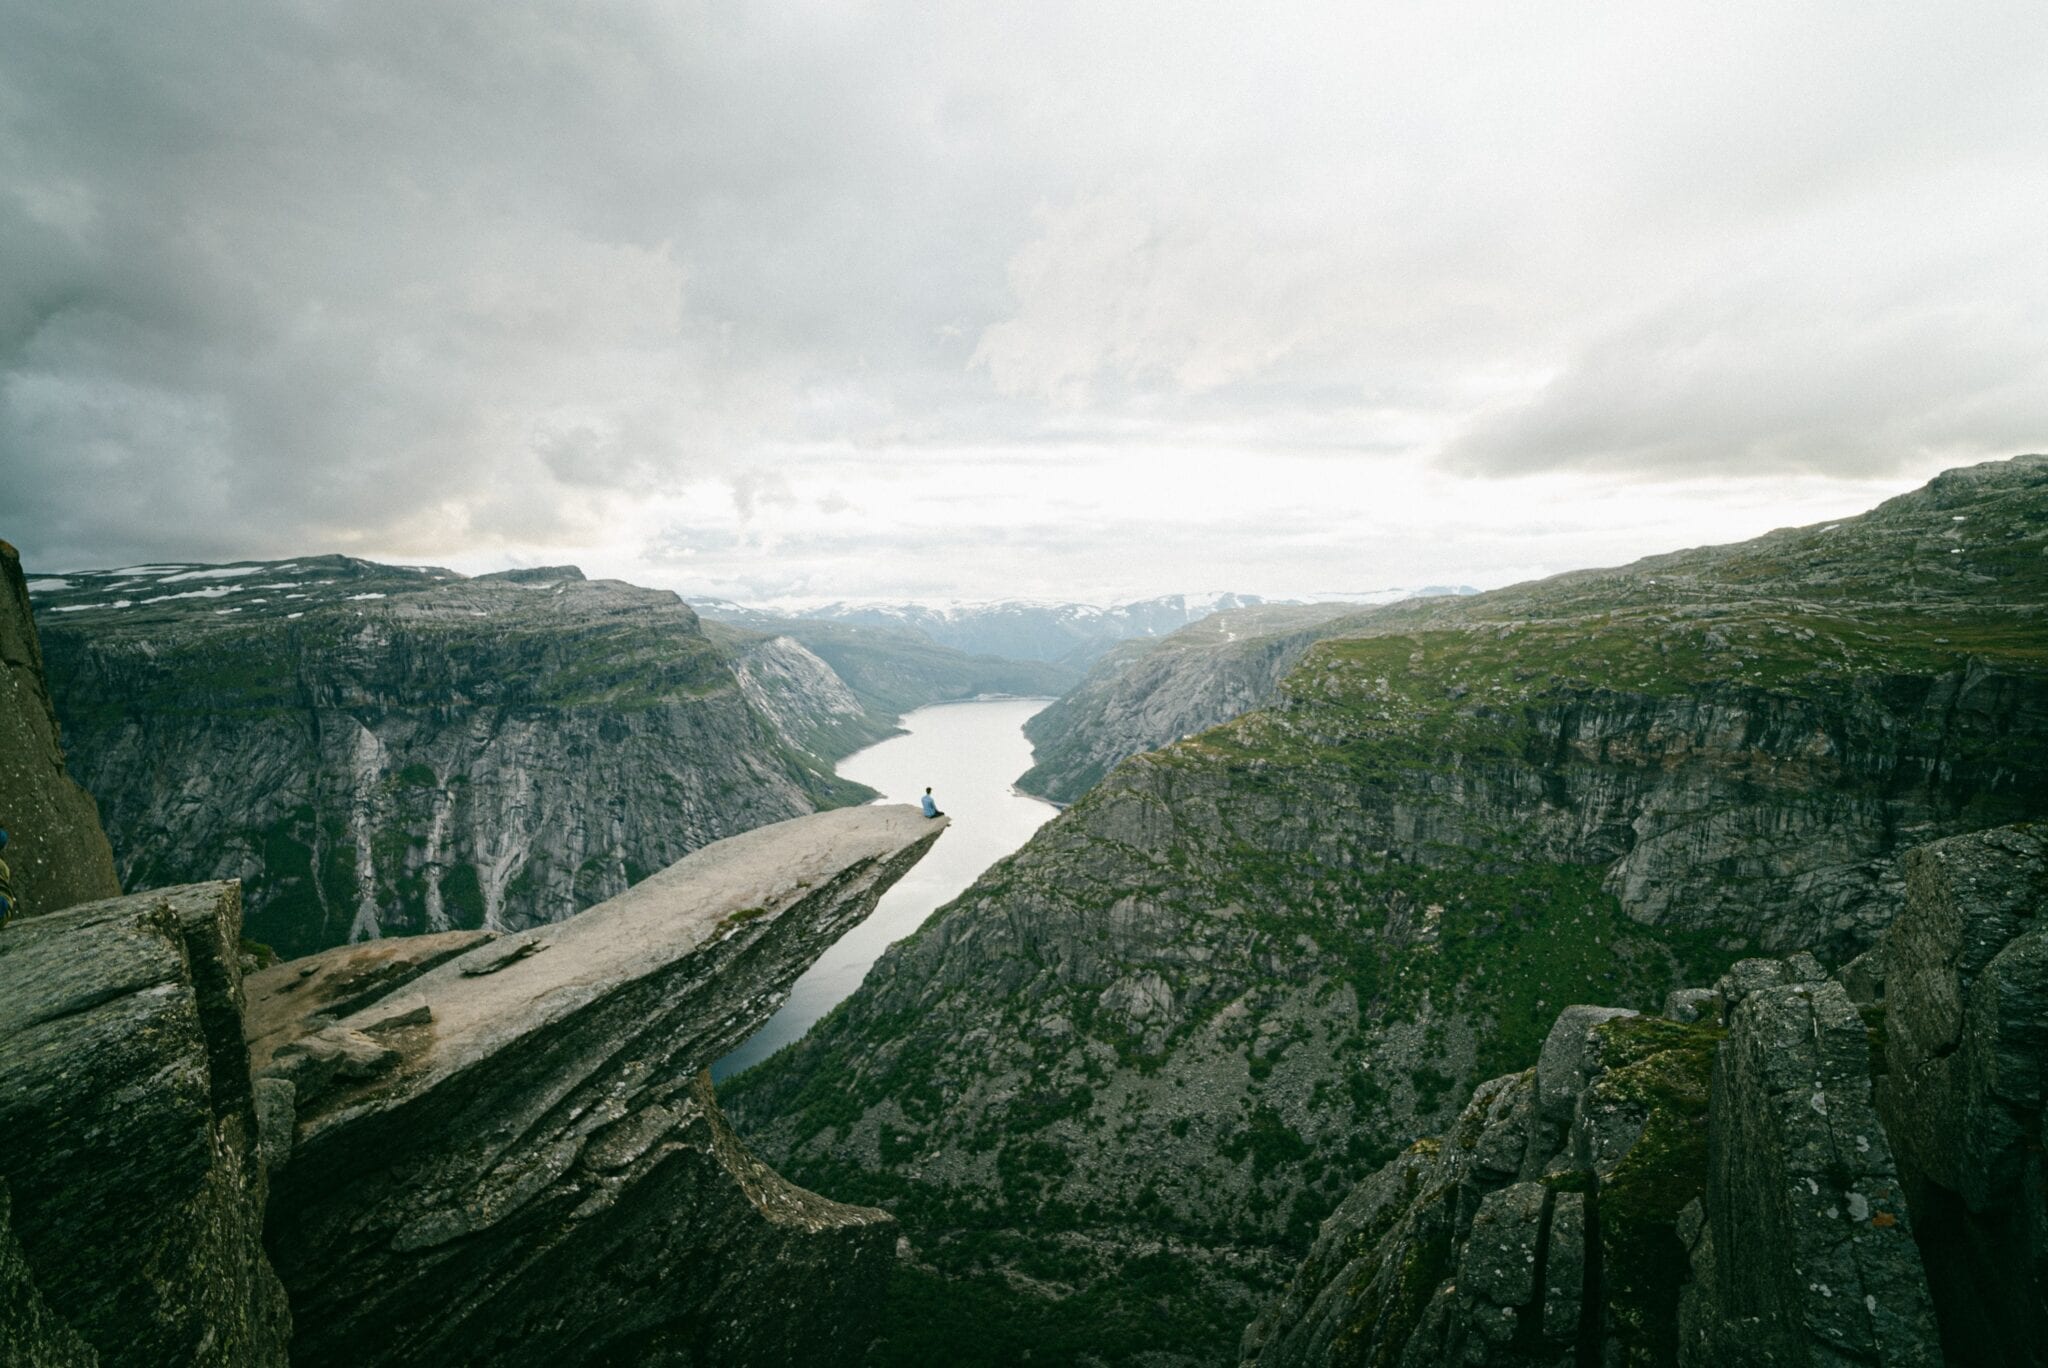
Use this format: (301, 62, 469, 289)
(722, 456, 2048, 1366)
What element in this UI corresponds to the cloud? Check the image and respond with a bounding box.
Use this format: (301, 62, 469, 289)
(4, 1, 2045, 596)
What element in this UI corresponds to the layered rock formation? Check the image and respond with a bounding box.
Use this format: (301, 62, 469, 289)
(0, 539, 119, 917)
(32, 557, 868, 956)
(259, 805, 943, 1367)
(725, 457, 2048, 1362)
(0, 881, 290, 1366)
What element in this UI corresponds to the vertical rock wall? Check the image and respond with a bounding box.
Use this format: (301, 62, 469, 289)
(0, 540, 119, 917)
(1876, 824, 2048, 1365)
(0, 881, 289, 1365)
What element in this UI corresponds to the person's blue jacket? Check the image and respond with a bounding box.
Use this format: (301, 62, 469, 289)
(921, 793, 937, 818)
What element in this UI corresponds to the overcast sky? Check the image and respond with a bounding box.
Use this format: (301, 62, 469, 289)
(5, 2, 2044, 604)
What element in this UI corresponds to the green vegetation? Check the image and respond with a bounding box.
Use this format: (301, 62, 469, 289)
(1588, 1015, 1724, 1367)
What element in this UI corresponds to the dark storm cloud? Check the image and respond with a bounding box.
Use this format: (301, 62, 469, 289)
(0, 1, 1033, 568)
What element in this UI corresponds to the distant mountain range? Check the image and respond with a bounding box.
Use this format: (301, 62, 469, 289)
(694, 588, 1477, 670)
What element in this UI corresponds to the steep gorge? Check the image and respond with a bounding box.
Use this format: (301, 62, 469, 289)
(722, 455, 2048, 1363)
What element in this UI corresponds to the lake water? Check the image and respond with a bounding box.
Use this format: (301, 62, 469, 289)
(711, 697, 1057, 1080)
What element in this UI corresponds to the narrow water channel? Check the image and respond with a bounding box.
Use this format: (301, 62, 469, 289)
(711, 697, 1058, 1080)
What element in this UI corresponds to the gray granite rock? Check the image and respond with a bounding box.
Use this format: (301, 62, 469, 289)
(1662, 987, 1721, 1023)
(1876, 823, 2048, 1365)
(0, 881, 289, 1366)
(1688, 975, 1939, 1366)
(0, 1185, 97, 1368)
(0, 539, 120, 918)
(263, 805, 941, 1368)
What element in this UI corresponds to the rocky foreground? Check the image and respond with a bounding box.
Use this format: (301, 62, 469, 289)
(1245, 821, 2045, 1367)
(1, 801, 943, 1366)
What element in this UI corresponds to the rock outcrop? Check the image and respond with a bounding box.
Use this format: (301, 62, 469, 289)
(1678, 965, 1938, 1365)
(1245, 953, 1947, 1368)
(1874, 823, 2048, 1365)
(0, 539, 120, 917)
(0, 881, 290, 1366)
(1240, 1006, 1728, 1367)
(0, 1185, 97, 1368)
(31, 556, 869, 956)
(259, 804, 943, 1367)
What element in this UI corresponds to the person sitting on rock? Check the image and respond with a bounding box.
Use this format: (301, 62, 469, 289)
(0, 829, 15, 928)
(921, 787, 943, 819)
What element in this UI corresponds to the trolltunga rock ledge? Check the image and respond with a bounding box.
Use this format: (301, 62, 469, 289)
(257, 804, 945, 1368)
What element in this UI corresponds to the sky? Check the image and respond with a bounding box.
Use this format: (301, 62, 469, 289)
(4, 2, 2045, 605)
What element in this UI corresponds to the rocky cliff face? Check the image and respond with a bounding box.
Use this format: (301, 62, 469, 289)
(32, 557, 867, 957)
(0, 540, 119, 916)
(1871, 823, 2048, 1365)
(259, 805, 943, 1367)
(723, 456, 2048, 1363)
(0, 881, 291, 1366)
(1253, 821, 2046, 1367)
(1017, 602, 1389, 804)
(717, 628, 901, 762)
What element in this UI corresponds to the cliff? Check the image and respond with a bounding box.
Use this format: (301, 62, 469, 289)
(0, 540, 119, 916)
(722, 456, 2048, 1363)
(259, 804, 944, 1367)
(0, 881, 290, 1366)
(1249, 820, 2044, 1367)
(31, 556, 868, 956)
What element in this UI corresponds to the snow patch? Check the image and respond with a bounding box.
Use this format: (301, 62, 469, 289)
(347, 592, 388, 600)
(141, 586, 241, 602)
(157, 565, 262, 582)
(24, 577, 70, 591)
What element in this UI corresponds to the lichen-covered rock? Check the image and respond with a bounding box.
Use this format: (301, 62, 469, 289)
(1876, 823, 2048, 1364)
(1683, 976, 1938, 1366)
(1662, 987, 1720, 1023)
(0, 881, 289, 1366)
(0, 539, 120, 918)
(1246, 1014, 1720, 1368)
(264, 805, 940, 1368)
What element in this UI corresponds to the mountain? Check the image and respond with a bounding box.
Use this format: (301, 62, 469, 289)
(1017, 601, 1397, 804)
(718, 455, 2048, 1365)
(698, 590, 1477, 674)
(698, 615, 1079, 718)
(28, 557, 869, 958)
